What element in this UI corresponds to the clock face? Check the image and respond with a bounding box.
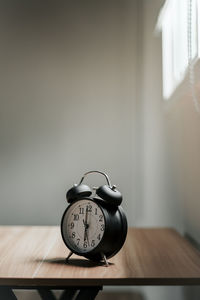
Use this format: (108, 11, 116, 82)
(62, 199, 105, 254)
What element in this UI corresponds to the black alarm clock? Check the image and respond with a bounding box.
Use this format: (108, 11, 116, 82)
(61, 171, 127, 266)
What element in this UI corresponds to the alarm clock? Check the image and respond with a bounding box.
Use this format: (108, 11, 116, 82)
(61, 171, 127, 266)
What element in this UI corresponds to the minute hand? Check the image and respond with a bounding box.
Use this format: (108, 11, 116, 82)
(84, 206, 89, 241)
(85, 229, 90, 246)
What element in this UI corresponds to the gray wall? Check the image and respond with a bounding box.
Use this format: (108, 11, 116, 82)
(136, 0, 183, 230)
(0, 0, 137, 225)
(135, 1, 183, 300)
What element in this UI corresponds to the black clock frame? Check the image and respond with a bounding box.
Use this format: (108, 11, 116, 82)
(61, 197, 127, 262)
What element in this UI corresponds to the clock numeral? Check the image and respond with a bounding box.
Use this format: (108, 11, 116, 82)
(97, 234, 101, 240)
(83, 242, 87, 248)
(99, 215, 103, 222)
(76, 238, 80, 246)
(100, 224, 105, 231)
(73, 214, 79, 221)
(71, 232, 76, 239)
(70, 222, 74, 229)
(86, 205, 92, 212)
(79, 207, 84, 214)
(91, 240, 95, 247)
(95, 208, 98, 215)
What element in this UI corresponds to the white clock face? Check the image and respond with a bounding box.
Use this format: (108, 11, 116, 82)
(62, 199, 105, 253)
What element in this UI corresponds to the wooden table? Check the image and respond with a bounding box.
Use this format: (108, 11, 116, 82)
(0, 226, 200, 299)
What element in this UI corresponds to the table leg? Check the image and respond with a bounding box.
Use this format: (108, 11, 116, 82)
(0, 287, 17, 300)
(60, 288, 77, 300)
(37, 288, 56, 300)
(75, 287, 102, 300)
(0, 286, 102, 300)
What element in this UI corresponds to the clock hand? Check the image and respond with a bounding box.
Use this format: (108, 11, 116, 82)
(83, 221, 86, 241)
(84, 206, 89, 241)
(85, 206, 89, 225)
(85, 229, 90, 246)
(85, 207, 90, 246)
(83, 219, 87, 242)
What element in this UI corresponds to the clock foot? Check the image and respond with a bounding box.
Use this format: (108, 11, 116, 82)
(65, 251, 73, 263)
(101, 253, 109, 267)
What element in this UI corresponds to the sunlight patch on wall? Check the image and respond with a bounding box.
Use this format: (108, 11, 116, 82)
(157, 0, 199, 100)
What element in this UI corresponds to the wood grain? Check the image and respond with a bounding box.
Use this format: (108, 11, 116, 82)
(0, 226, 200, 286)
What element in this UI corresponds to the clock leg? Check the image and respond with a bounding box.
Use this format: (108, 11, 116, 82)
(101, 253, 109, 267)
(65, 251, 73, 263)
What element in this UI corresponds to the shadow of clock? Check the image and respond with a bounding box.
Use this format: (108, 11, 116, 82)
(34, 257, 114, 268)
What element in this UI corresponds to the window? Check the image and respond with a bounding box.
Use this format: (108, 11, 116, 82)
(157, 0, 199, 100)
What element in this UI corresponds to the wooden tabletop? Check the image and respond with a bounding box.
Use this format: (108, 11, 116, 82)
(0, 226, 200, 287)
